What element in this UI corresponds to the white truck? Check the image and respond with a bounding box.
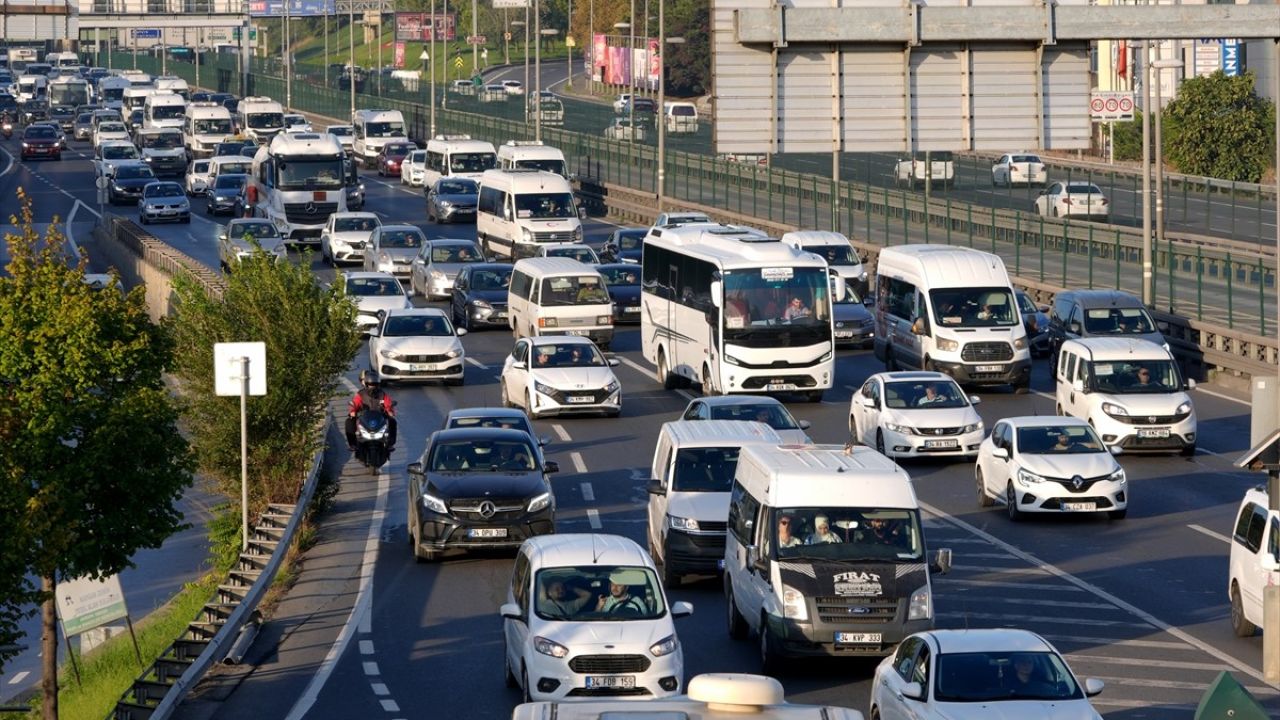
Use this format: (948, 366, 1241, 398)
(236, 96, 285, 145)
(251, 132, 348, 244)
(351, 109, 407, 165)
(183, 101, 234, 157)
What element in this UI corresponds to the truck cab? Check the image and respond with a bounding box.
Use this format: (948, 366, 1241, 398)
(252, 132, 348, 244)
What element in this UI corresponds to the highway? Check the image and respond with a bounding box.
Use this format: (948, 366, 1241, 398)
(3, 121, 1278, 719)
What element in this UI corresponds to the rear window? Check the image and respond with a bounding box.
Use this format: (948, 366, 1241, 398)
(1066, 183, 1103, 194)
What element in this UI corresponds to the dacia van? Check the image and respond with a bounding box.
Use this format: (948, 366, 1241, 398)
(508, 257, 614, 349)
(1228, 486, 1279, 637)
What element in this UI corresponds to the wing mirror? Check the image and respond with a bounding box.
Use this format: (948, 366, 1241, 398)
(512, 361, 526, 370)
(671, 601, 694, 618)
(798, 420, 812, 430)
(543, 461, 560, 474)
(1083, 678, 1105, 697)
(407, 462, 424, 477)
(1185, 378, 1197, 390)
(538, 435, 550, 447)
(911, 317, 929, 336)
(930, 548, 952, 575)
(1068, 321, 1082, 335)
(1072, 378, 1085, 393)
(607, 357, 621, 367)
(646, 479, 666, 496)
(455, 328, 468, 337)
(1260, 554, 1280, 572)
(861, 395, 877, 409)
(1109, 445, 1123, 456)
(499, 602, 522, 620)
(968, 395, 981, 405)
(992, 446, 1010, 460)
(901, 681, 926, 701)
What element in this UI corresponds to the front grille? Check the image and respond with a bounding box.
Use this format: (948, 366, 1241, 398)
(1044, 473, 1113, 494)
(915, 427, 964, 437)
(543, 387, 611, 404)
(283, 201, 338, 225)
(734, 357, 822, 370)
(402, 353, 452, 363)
(558, 316, 597, 327)
(815, 596, 899, 625)
(532, 230, 575, 243)
(699, 521, 727, 533)
(741, 375, 818, 390)
(961, 341, 1013, 362)
(566, 687, 652, 697)
(1118, 412, 1191, 425)
(450, 498, 528, 521)
(569, 655, 651, 674)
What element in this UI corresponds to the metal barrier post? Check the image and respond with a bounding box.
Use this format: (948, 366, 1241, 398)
(1088, 224, 1094, 287)
(1038, 216, 1045, 283)
(1062, 221, 1069, 287)
(1230, 180, 1237, 238)
(1226, 252, 1234, 328)
(923, 195, 930, 243)
(1115, 231, 1122, 289)
(883, 187, 890, 244)
(946, 198, 952, 245)
(1196, 247, 1204, 320)
(1014, 215, 1021, 274)
(1168, 238, 1175, 310)
(1259, 258, 1267, 337)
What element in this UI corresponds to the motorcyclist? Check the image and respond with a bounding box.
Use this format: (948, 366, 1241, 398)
(346, 370, 397, 452)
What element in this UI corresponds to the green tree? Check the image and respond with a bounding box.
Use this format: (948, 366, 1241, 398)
(1110, 111, 1144, 162)
(1163, 70, 1276, 183)
(0, 193, 194, 719)
(663, 0, 709, 97)
(168, 250, 360, 506)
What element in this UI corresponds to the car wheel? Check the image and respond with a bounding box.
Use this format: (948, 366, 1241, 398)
(848, 414, 859, 443)
(526, 390, 538, 419)
(661, 544, 681, 589)
(140, 214, 149, 225)
(460, 308, 472, 333)
(702, 364, 720, 397)
(1006, 482, 1023, 522)
(885, 348, 898, 371)
(1055, 403, 1064, 416)
(805, 390, 823, 403)
(656, 350, 677, 390)
(870, 708, 882, 720)
(725, 581, 748, 640)
(521, 667, 532, 704)
(875, 429, 886, 456)
(759, 619, 783, 676)
(1231, 582, 1258, 637)
(500, 380, 514, 409)
(182, 216, 190, 224)
(976, 468, 994, 507)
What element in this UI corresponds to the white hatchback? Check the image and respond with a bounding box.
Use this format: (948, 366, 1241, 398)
(342, 271, 412, 333)
(975, 416, 1128, 520)
(367, 307, 466, 386)
(185, 158, 212, 196)
(501, 336, 621, 419)
(320, 211, 381, 266)
(401, 149, 428, 186)
(501, 533, 693, 702)
(991, 152, 1048, 187)
(849, 372, 984, 459)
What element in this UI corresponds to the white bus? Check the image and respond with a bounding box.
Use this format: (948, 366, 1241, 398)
(641, 223, 838, 402)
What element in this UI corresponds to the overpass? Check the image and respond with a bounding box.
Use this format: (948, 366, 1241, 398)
(78, 0, 247, 29)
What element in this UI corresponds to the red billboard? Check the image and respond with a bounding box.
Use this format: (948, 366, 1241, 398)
(394, 12, 456, 42)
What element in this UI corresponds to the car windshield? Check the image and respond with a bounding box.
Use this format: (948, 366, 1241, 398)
(598, 267, 639, 286)
(329, 126, 352, 136)
(76, 113, 91, 123)
(884, 380, 967, 409)
(437, 179, 477, 195)
(408, 150, 426, 163)
(538, 276, 608, 306)
(217, 161, 251, 175)
(547, 247, 596, 263)
(534, 566, 667, 621)
(931, 288, 1019, 328)
(334, 216, 378, 233)
(194, 118, 232, 134)
(809, 244, 858, 265)
(214, 174, 247, 190)
(446, 415, 532, 434)
(191, 161, 210, 175)
(671, 447, 741, 493)
(429, 244, 481, 263)
(247, 112, 283, 129)
(145, 183, 183, 198)
(469, 267, 512, 291)
(614, 230, 645, 249)
(769, 507, 924, 561)
(720, 267, 833, 347)
(151, 104, 184, 120)
(514, 158, 567, 176)
(515, 192, 576, 219)
(377, 229, 424, 249)
(365, 121, 404, 138)
(277, 156, 345, 190)
(449, 152, 496, 173)
(1011, 154, 1042, 164)
(346, 277, 403, 297)
(141, 133, 182, 149)
(102, 145, 138, 159)
(25, 125, 56, 139)
(231, 222, 277, 239)
(1016, 424, 1105, 455)
(115, 166, 154, 179)
(706, 402, 800, 430)
(284, 115, 306, 126)
(1082, 306, 1156, 335)
(1087, 359, 1180, 394)
(428, 439, 537, 472)
(934, 651, 1082, 702)
(382, 314, 453, 337)
(98, 122, 125, 133)
(384, 145, 411, 158)
(530, 343, 606, 368)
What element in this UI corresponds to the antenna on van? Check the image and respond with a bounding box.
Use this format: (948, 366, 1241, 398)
(591, 534, 604, 564)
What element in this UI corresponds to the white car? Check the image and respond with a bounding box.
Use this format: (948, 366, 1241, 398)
(327, 124, 355, 153)
(975, 416, 1127, 520)
(534, 243, 599, 265)
(678, 395, 812, 444)
(185, 158, 212, 196)
(501, 533, 693, 702)
(217, 218, 288, 271)
(870, 629, 1104, 720)
(604, 117, 647, 142)
(363, 224, 426, 279)
(848, 372, 984, 459)
(93, 120, 130, 147)
(1228, 486, 1280, 637)
(611, 93, 634, 114)
(400, 149, 427, 186)
(991, 152, 1048, 187)
(409, 238, 485, 300)
(367, 307, 466, 386)
(283, 113, 312, 133)
(1034, 181, 1110, 222)
(501, 336, 622, 419)
(502, 80, 525, 96)
(320, 211, 380, 266)
(342, 270, 412, 333)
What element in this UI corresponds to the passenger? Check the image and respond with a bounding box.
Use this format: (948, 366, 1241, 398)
(776, 515, 803, 549)
(861, 517, 904, 547)
(782, 296, 811, 321)
(542, 579, 593, 618)
(807, 515, 842, 544)
(534, 348, 554, 367)
(597, 572, 647, 614)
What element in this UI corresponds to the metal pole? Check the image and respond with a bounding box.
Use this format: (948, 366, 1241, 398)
(1140, 39, 1153, 305)
(565, 0, 572, 89)
(656, 0, 664, 211)
(377, 12, 383, 96)
(504, 8, 509, 65)
(239, 356, 250, 551)
(348, 3, 355, 120)
(162, 27, 168, 75)
(588, 0, 593, 95)
(325, 12, 329, 88)
(443, 0, 450, 109)
(472, 0, 478, 72)
(534, 0, 542, 141)
(629, 0, 635, 147)
(285, 0, 292, 109)
(196, 28, 202, 90)
(523, 5, 529, 111)
(430, 0, 437, 136)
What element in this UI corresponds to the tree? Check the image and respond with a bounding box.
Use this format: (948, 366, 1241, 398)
(663, 0, 709, 97)
(168, 249, 360, 506)
(1162, 70, 1276, 183)
(0, 192, 194, 719)
(1110, 111, 1144, 163)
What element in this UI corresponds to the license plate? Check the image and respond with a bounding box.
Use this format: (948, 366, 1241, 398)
(1138, 427, 1170, 438)
(924, 439, 959, 449)
(975, 364, 1004, 372)
(161, 210, 176, 215)
(835, 331, 854, 339)
(1062, 502, 1096, 512)
(585, 675, 635, 689)
(625, 306, 641, 313)
(409, 363, 437, 371)
(468, 527, 508, 538)
(765, 383, 797, 391)
(566, 330, 589, 336)
(566, 395, 595, 404)
(835, 632, 882, 644)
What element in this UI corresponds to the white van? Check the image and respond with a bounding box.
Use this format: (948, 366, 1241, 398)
(508, 257, 614, 349)
(477, 169, 582, 261)
(422, 134, 498, 187)
(646, 420, 783, 587)
(143, 92, 186, 130)
(351, 108, 407, 163)
(500, 533, 694, 702)
(1228, 485, 1279, 637)
(723, 444, 952, 671)
(497, 140, 568, 178)
(1053, 338, 1197, 455)
(663, 101, 699, 134)
(154, 76, 190, 101)
(122, 85, 155, 113)
(98, 76, 130, 111)
(874, 245, 1031, 391)
(206, 154, 255, 183)
(183, 101, 234, 156)
(16, 74, 47, 102)
(780, 230, 868, 295)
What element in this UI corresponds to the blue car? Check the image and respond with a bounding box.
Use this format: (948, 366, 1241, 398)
(598, 263, 642, 324)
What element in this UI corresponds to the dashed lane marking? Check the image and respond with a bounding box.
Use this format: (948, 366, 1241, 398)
(551, 424, 571, 442)
(379, 699, 400, 713)
(586, 508, 602, 529)
(1187, 523, 1231, 544)
(362, 661, 380, 675)
(570, 451, 587, 474)
(464, 357, 488, 370)
(7, 671, 29, 685)
(359, 640, 374, 655)
(580, 482, 595, 502)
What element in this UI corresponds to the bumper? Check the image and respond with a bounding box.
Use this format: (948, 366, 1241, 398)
(1063, 211, 1109, 222)
(1095, 416, 1197, 453)
(146, 160, 187, 177)
(466, 305, 509, 328)
(405, 171, 425, 186)
(373, 263, 413, 278)
(834, 325, 874, 348)
(882, 428, 984, 459)
(141, 207, 191, 223)
(664, 530, 726, 574)
(284, 227, 323, 244)
(612, 305, 643, 324)
(415, 508, 553, 553)
(377, 357, 465, 382)
(426, 278, 456, 299)
(330, 244, 365, 263)
(21, 146, 60, 159)
(1011, 480, 1127, 514)
(537, 327, 615, 346)
(527, 653, 682, 701)
(932, 358, 1031, 387)
(208, 196, 238, 213)
(437, 206, 477, 223)
(529, 389, 622, 418)
(766, 612, 932, 658)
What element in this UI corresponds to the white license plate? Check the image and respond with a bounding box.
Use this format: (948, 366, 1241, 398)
(835, 331, 854, 339)
(566, 329, 589, 336)
(409, 363, 437, 371)
(835, 632, 882, 644)
(975, 364, 1004, 372)
(765, 383, 797, 391)
(1062, 502, 1096, 512)
(468, 527, 508, 538)
(924, 439, 959, 449)
(625, 306, 641, 313)
(1137, 427, 1170, 438)
(585, 675, 635, 689)
(161, 210, 176, 215)
(566, 395, 595, 404)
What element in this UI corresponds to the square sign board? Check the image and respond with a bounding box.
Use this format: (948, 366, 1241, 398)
(1090, 91, 1135, 122)
(57, 574, 128, 637)
(214, 342, 267, 397)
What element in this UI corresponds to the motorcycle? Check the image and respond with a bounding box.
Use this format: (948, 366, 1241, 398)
(353, 407, 393, 469)
(1, 117, 11, 139)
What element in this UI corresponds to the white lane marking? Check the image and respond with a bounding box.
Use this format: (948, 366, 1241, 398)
(1197, 447, 1227, 458)
(922, 500, 1277, 688)
(464, 357, 488, 370)
(936, 577, 1086, 592)
(362, 661, 380, 676)
(1041, 635, 1190, 650)
(1195, 385, 1249, 406)
(359, 640, 375, 655)
(974, 596, 1117, 610)
(341, 377, 360, 393)
(570, 451, 587, 474)
(370, 682, 390, 696)
(1066, 653, 1235, 672)
(1188, 523, 1232, 544)
(552, 424, 571, 442)
(580, 482, 595, 502)
(940, 611, 1152, 628)
(586, 508, 602, 529)
(0, 147, 13, 177)
(379, 699, 400, 713)
(950, 564, 1052, 575)
(617, 356, 651, 377)
(7, 671, 29, 685)
(282, 463, 391, 720)
(675, 389, 696, 401)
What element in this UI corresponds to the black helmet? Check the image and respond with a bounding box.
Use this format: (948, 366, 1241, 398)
(359, 370, 378, 387)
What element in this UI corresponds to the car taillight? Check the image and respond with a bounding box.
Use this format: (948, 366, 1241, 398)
(1063, 198, 1073, 205)
(1100, 198, 1109, 205)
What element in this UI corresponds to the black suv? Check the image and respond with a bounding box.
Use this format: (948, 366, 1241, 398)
(407, 428, 558, 562)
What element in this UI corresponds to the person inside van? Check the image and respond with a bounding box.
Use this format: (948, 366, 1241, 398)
(597, 571, 647, 615)
(860, 516, 906, 548)
(1128, 366, 1161, 390)
(807, 515, 842, 545)
(576, 282, 608, 304)
(541, 578, 593, 619)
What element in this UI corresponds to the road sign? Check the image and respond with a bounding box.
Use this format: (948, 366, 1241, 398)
(214, 342, 267, 397)
(130, 29, 161, 40)
(467, 35, 487, 45)
(1090, 91, 1135, 122)
(504, 32, 512, 41)
(565, 36, 575, 48)
(1222, 39, 1240, 77)
(57, 574, 129, 637)
(454, 56, 464, 69)
(493, 0, 528, 8)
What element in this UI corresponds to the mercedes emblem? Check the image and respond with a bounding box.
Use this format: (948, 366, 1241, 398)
(478, 500, 497, 519)
(304, 201, 317, 215)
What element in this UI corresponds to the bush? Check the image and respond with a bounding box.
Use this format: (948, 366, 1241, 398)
(1163, 71, 1276, 183)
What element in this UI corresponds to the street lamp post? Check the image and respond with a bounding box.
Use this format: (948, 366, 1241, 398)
(614, 21, 631, 144)
(1151, 56, 1183, 302)
(284, 0, 292, 110)
(565, 0, 572, 89)
(431, 0, 438, 123)
(1140, 39, 1153, 305)
(421, 49, 434, 136)
(537, 28, 557, 141)
(348, 2, 356, 120)
(657, 27, 686, 213)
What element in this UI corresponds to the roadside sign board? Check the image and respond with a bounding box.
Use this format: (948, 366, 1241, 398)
(57, 574, 128, 637)
(1221, 39, 1240, 76)
(1089, 91, 1134, 122)
(467, 35, 487, 45)
(130, 29, 161, 39)
(493, 0, 528, 7)
(213, 342, 267, 397)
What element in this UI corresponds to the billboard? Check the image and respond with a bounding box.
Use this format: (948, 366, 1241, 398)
(249, 0, 335, 17)
(395, 12, 457, 42)
(593, 33, 658, 89)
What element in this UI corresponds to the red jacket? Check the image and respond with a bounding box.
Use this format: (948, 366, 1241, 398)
(349, 388, 394, 416)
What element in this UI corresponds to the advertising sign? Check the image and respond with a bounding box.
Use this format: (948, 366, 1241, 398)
(394, 41, 405, 69)
(249, 0, 335, 17)
(1221, 39, 1240, 77)
(57, 575, 129, 637)
(1089, 90, 1135, 122)
(130, 29, 160, 39)
(395, 12, 457, 42)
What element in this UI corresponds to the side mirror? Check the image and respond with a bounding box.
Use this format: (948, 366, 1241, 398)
(911, 317, 929, 336)
(499, 602, 522, 621)
(1083, 678, 1105, 697)
(1186, 378, 1197, 390)
(1037, 189, 1047, 196)
(968, 395, 981, 406)
(930, 548, 952, 575)
(709, 279, 723, 308)
(607, 357, 621, 367)
(992, 446, 1010, 460)
(646, 479, 666, 496)
(1068, 321, 1082, 335)
(745, 544, 760, 569)
(1109, 445, 1123, 456)
(671, 601, 694, 618)
(861, 396, 877, 409)
(455, 328, 468, 337)
(218, 233, 228, 241)
(1072, 378, 1085, 393)
(538, 435, 550, 447)
(798, 420, 812, 430)
(543, 461, 560, 474)
(1157, 320, 1170, 332)
(901, 681, 926, 701)
(1038, 304, 1050, 313)
(512, 361, 527, 370)
(407, 462, 424, 476)
(578, 207, 586, 219)
(830, 273, 846, 301)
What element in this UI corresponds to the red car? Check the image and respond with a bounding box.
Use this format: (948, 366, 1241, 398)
(376, 142, 414, 176)
(20, 123, 62, 161)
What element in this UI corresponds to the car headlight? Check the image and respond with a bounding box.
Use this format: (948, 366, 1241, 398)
(445, 345, 462, 359)
(438, 200, 454, 208)
(533, 636, 569, 658)
(527, 492, 551, 513)
(143, 155, 153, 162)
(420, 493, 447, 514)
(597, 315, 613, 325)
(430, 269, 445, 280)
(857, 270, 868, 281)
(1176, 401, 1192, 415)
(534, 381, 556, 396)
(649, 635, 678, 658)
(605, 379, 620, 394)
(669, 515, 699, 531)
(723, 354, 744, 366)
(471, 299, 491, 309)
(1108, 468, 1126, 485)
(573, 226, 583, 242)
(379, 348, 404, 360)
(1101, 402, 1129, 417)
(936, 337, 959, 352)
(21, 142, 29, 148)
(1162, 342, 1171, 352)
(521, 227, 533, 242)
(1013, 336, 1027, 350)
(820, 350, 833, 362)
(962, 421, 983, 434)
(781, 583, 808, 621)
(112, 184, 124, 192)
(885, 422, 915, 436)
(908, 585, 932, 621)
(359, 182, 366, 191)
(1017, 468, 1045, 486)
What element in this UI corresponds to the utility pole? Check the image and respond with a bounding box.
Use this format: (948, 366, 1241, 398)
(471, 0, 478, 72)
(1140, 39, 1153, 306)
(565, 0, 572, 89)
(430, 0, 437, 135)
(284, 0, 292, 110)
(534, 0, 541, 140)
